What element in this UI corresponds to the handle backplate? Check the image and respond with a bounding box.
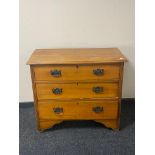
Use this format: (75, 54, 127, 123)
(92, 86, 104, 93)
(50, 70, 61, 77)
(93, 107, 104, 113)
(93, 69, 104, 76)
(53, 107, 63, 114)
(52, 88, 63, 95)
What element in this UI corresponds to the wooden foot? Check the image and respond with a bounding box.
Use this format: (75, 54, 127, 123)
(95, 119, 119, 130)
(37, 119, 119, 132)
(38, 120, 62, 132)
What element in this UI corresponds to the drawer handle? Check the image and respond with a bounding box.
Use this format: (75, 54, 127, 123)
(52, 88, 63, 94)
(93, 107, 104, 113)
(50, 70, 61, 77)
(53, 107, 63, 114)
(92, 86, 104, 93)
(93, 69, 104, 76)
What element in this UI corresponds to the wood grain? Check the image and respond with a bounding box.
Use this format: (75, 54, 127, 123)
(30, 66, 40, 130)
(39, 119, 119, 131)
(27, 48, 127, 65)
(95, 119, 119, 130)
(38, 100, 118, 120)
(36, 83, 119, 100)
(33, 64, 120, 81)
(39, 120, 62, 132)
(78, 64, 120, 81)
(117, 62, 124, 129)
(27, 48, 127, 131)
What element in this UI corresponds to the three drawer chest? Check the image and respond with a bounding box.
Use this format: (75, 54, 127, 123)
(27, 48, 127, 131)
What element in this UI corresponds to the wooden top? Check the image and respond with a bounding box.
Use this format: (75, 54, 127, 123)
(27, 48, 127, 65)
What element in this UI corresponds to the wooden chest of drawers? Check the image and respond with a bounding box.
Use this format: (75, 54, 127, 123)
(27, 48, 127, 131)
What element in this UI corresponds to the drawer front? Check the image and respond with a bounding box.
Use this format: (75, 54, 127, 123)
(38, 100, 118, 120)
(77, 64, 120, 81)
(34, 65, 77, 81)
(33, 64, 120, 81)
(36, 83, 119, 100)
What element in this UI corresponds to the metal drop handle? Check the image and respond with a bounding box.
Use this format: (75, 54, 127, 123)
(93, 69, 104, 76)
(52, 88, 63, 94)
(92, 86, 104, 93)
(50, 70, 61, 77)
(53, 107, 63, 114)
(93, 107, 104, 113)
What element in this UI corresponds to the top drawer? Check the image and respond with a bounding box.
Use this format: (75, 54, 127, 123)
(33, 64, 120, 81)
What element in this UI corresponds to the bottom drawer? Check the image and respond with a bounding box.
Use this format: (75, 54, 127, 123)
(38, 100, 119, 120)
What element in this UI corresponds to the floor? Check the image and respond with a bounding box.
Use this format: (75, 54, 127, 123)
(19, 99, 135, 155)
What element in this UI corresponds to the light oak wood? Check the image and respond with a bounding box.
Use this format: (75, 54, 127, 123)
(95, 119, 119, 130)
(78, 64, 120, 81)
(39, 119, 119, 131)
(33, 64, 120, 81)
(27, 48, 127, 65)
(34, 65, 77, 81)
(30, 66, 40, 130)
(117, 63, 124, 129)
(27, 48, 127, 131)
(39, 120, 62, 132)
(36, 83, 119, 100)
(38, 100, 118, 120)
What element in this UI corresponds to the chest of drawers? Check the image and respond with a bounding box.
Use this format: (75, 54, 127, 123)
(27, 48, 127, 131)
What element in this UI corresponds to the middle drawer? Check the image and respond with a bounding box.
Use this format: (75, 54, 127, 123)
(36, 83, 119, 100)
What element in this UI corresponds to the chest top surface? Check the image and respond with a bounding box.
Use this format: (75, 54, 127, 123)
(27, 48, 127, 65)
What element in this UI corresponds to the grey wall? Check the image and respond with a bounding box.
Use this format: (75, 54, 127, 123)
(20, 0, 135, 102)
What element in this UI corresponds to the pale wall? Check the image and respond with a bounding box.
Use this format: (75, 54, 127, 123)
(19, 0, 135, 102)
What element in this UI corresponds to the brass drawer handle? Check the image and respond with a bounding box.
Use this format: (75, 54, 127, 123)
(50, 70, 61, 77)
(93, 69, 104, 76)
(53, 107, 63, 114)
(92, 86, 104, 93)
(93, 107, 104, 113)
(52, 88, 63, 94)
